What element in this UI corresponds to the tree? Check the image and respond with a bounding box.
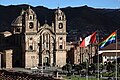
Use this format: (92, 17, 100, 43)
(66, 63, 72, 73)
(81, 62, 87, 69)
(106, 61, 115, 72)
(62, 63, 72, 76)
(74, 64, 83, 74)
(89, 63, 96, 72)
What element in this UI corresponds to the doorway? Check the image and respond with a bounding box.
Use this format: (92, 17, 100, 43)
(43, 57, 50, 66)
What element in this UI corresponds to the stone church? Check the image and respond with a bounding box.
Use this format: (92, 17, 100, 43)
(0, 6, 67, 68)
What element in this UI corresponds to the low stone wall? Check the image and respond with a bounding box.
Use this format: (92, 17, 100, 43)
(0, 70, 55, 80)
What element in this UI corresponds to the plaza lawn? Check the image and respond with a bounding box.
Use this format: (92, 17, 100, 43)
(64, 75, 104, 80)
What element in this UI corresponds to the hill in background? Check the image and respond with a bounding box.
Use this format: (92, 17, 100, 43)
(0, 4, 120, 42)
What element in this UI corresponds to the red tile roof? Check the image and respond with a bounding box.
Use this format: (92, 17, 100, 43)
(100, 43, 120, 56)
(101, 43, 120, 50)
(102, 52, 120, 56)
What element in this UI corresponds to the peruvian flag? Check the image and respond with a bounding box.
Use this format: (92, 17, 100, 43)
(80, 32, 96, 47)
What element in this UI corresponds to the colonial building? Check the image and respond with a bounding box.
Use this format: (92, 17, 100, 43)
(99, 43, 120, 63)
(67, 42, 97, 64)
(66, 42, 80, 64)
(80, 44, 97, 64)
(0, 6, 67, 68)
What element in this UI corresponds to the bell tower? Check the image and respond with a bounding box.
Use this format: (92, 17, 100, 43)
(25, 6, 37, 33)
(54, 7, 67, 67)
(24, 6, 39, 68)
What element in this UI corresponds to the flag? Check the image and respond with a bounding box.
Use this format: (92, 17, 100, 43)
(90, 31, 97, 44)
(80, 32, 96, 47)
(98, 31, 116, 49)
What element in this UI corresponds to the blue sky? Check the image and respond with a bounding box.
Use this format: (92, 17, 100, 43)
(0, 0, 120, 9)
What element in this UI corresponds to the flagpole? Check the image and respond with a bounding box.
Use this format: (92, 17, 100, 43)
(98, 48, 99, 80)
(115, 30, 118, 80)
(86, 50, 88, 80)
(97, 30, 100, 80)
(97, 30, 117, 79)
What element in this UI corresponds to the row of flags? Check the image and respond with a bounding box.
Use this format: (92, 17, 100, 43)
(79, 31, 117, 49)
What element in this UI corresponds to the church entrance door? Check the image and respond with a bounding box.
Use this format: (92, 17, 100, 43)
(43, 57, 49, 66)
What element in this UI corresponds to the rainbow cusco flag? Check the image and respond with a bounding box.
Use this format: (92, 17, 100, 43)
(98, 31, 116, 49)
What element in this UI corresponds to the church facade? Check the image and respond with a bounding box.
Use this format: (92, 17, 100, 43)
(9, 6, 67, 68)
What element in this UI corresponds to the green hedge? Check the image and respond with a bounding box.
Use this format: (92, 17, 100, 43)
(102, 72, 115, 77)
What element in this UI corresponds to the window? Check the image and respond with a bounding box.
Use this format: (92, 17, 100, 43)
(29, 22, 33, 29)
(60, 37, 62, 40)
(30, 16, 32, 19)
(29, 45, 33, 50)
(30, 37, 32, 40)
(16, 28, 20, 32)
(59, 23, 63, 29)
(59, 45, 62, 49)
(59, 17, 62, 20)
(52, 43, 54, 46)
(62, 16, 64, 20)
(105, 56, 107, 59)
(31, 56, 35, 59)
(46, 42, 49, 49)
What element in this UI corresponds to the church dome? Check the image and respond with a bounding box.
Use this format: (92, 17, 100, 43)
(11, 16, 22, 26)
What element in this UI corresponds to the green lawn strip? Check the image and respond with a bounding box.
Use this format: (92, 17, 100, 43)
(63, 75, 103, 80)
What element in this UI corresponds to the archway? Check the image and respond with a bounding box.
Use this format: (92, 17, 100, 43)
(43, 57, 49, 66)
(43, 50, 50, 66)
(38, 28, 55, 67)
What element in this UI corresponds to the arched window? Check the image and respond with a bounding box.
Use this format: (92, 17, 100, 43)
(59, 45, 62, 49)
(59, 23, 63, 29)
(29, 45, 33, 50)
(30, 16, 32, 20)
(29, 22, 33, 29)
(62, 15, 65, 20)
(16, 28, 20, 32)
(59, 17, 62, 20)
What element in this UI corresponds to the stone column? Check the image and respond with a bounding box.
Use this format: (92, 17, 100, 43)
(50, 54, 54, 66)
